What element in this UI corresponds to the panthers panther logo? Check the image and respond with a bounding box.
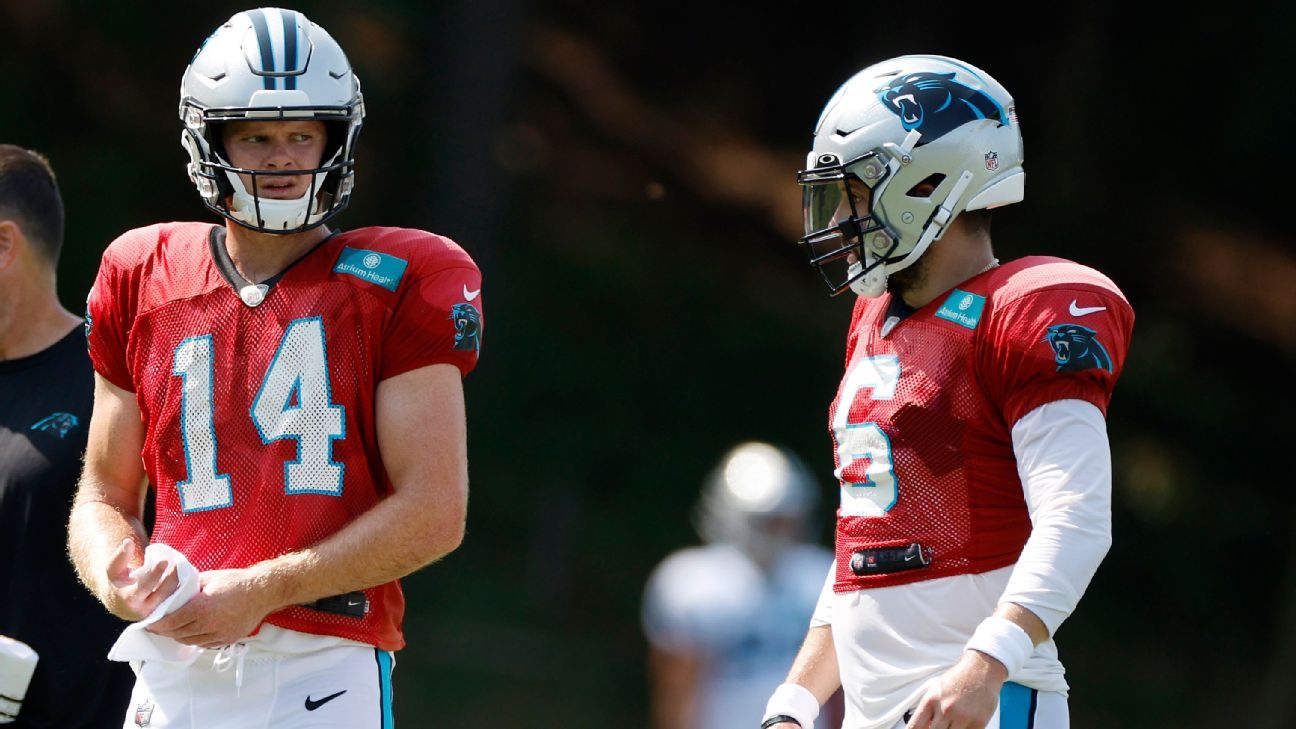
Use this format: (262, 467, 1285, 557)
(876, 72, 1006, 144)
(30, 412, 80, 439)
(1045, 324, 1112, 373)
(450, 303, 482, 352)
(84, 287, 95, 338)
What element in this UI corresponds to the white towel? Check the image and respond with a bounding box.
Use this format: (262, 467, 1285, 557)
(106, 544, 202, 666)
(0, 635, 38, 724)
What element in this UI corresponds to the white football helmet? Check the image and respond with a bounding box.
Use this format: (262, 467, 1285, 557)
(694, 442, 820, 566)
(797, 54, 1024, 296)
(179, 7, 364, 234)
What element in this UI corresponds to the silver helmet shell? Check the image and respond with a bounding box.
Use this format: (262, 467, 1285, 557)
(694, 442, 820, 565)
(797, 54, 1023, 296)
(179, 7, 364, 234)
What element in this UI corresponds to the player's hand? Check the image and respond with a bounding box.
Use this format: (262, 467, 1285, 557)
(905, 650, 1007, 729)
(105, 538, 180, 621)
(145, 568, 274, 649)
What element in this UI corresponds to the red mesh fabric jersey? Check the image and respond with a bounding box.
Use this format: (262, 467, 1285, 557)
(829, 256, 1132, 592)
(86, 222, 483, 650)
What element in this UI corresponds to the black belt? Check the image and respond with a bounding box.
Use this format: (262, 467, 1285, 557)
(848, 543, 932, 575)
(304, 591, 369, 617)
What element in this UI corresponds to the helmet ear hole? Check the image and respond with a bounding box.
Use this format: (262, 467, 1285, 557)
(906, 173, 946, 198)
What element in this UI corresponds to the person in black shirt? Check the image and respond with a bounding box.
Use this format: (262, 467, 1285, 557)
(0, 144, 133, 727)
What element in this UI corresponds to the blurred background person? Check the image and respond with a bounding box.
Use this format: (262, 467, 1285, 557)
(0, 144, 133, 727)
(641, 441, 840, 729)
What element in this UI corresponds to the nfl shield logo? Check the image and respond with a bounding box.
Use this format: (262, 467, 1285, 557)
(134, 699, 154, 727)
(984, 151, 999, 171)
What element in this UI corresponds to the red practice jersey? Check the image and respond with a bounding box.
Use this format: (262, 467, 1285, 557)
(829, 256, 1132, 592)
(86, 222, 483, 650)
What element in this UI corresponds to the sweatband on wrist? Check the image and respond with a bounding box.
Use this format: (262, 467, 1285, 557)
(964, 615, 1034, 676)
(762, 682, 818, 729)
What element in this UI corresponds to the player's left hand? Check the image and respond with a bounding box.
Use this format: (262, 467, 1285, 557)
(145, 568, 276, 649)
(905, 650, 1007, 729)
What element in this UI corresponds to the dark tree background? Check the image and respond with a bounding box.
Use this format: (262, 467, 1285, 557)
(3, 1, 1293, 726)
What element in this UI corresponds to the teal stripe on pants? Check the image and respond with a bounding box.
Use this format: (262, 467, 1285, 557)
(999, 681, 1035, 729)
(376, 649, 395, 728)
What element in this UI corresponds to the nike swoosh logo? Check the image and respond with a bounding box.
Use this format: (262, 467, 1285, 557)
(1068, 300, 1106, 316)
(463, 285, 481, 301)
(305, 690, 347, 711)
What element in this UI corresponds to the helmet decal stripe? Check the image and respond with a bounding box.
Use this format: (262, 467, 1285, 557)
(282, 11, 299, 90)
(246, 8, 276, 90)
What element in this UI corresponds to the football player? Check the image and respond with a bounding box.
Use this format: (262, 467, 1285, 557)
(67, 8, 483, 728)
(759, 55, 1133, 729)
(642, 442, 836, 729)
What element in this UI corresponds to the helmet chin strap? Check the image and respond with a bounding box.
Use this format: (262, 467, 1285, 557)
(227, 181, 313, 231)
(850, 169, 975, 298)
(220, 148, 342, 232)
(848, 261, 888, 297)
(906, 169, 975, 267)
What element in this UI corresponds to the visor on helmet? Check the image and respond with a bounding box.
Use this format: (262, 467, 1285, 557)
(796, 152, 899, 295)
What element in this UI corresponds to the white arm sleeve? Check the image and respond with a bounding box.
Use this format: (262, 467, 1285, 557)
(1000, 398, 1113, 637)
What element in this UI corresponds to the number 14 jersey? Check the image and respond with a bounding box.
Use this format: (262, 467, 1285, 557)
(86, 222, 483, 650)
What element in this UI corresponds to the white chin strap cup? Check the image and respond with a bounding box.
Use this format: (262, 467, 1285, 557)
(220, 145, 342, 232)
(848, 260, 888, 298)
(225, 170, 318, 232)
(230, 190, 313, 231)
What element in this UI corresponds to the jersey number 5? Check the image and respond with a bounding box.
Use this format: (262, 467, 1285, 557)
(833, 355, 900, 516)
(171, 318, 346, 512)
